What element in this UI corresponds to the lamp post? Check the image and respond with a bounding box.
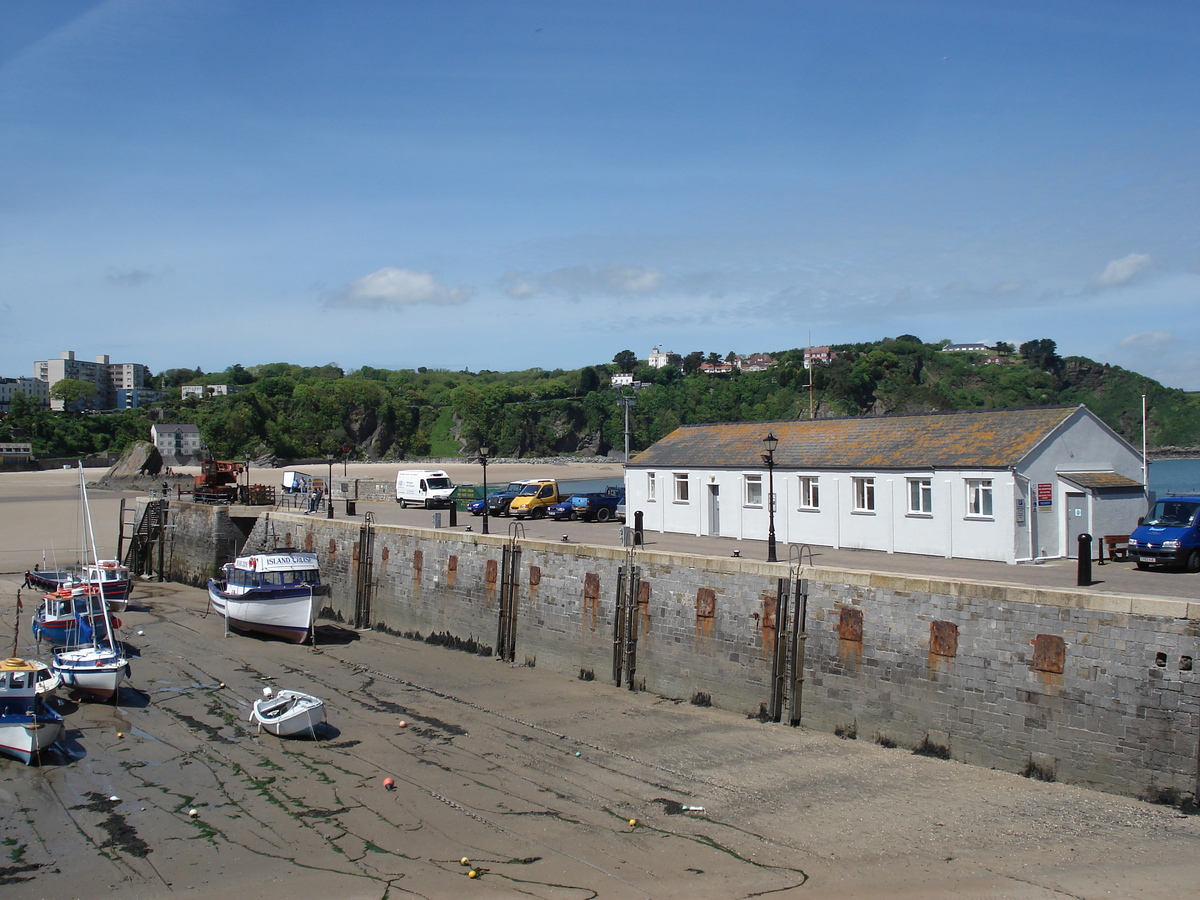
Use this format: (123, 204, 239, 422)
(479, 445, 490, 535)
(761, 432, 778, 562)
(326, 455, 334, 519)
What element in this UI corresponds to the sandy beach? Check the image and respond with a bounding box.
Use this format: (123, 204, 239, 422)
(2, 465, 1200, 899)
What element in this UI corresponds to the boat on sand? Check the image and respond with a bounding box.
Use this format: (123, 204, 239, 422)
(250, 689, 326, 737)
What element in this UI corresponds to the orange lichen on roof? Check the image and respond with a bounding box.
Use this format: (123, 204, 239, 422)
(629, 406, 1083, 471)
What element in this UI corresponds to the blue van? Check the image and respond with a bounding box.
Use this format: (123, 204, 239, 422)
(1128, 495, 1200, 572)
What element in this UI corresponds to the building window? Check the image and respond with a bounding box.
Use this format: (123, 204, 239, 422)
(799, 476, 819, 510)
(967, 479, 994, 518)
(908, 478, 932, 515)
(744, 474, 763, 507)
(647, 472, 656, 501)
(853, 477, 875, 512)
(674, 473, 689, 502)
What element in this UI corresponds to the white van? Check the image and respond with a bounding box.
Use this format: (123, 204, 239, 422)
(281, 471, 313, 494)
(395, 469, 455, 508)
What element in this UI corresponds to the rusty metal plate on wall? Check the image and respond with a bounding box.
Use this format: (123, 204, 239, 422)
(930, 620, 958, 658)
(1032, 634, 1065, 674)
(838, 607, 863, 642)
(696, 587, 716, 618)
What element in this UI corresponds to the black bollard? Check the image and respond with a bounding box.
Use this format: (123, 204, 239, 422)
(448, 501, 458, 527)
(633, 510, 644, 546)
(1077, 533, 1093, 586)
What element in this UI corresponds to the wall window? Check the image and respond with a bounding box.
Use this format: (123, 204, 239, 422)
(673, 473, 689, 502)
(853, 477, 875, 512)
(744, 474, 763, 507)
(799, 475, 819, 510)
(967, 479, 994, 518)
(647, 472, 656, 501)
(907, 478, 932, 515)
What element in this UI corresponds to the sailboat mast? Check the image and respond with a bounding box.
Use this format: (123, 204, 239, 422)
(78, 464, 117, 647)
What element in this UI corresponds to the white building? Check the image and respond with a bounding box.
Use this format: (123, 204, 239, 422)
(33, 351, 151, 411)
(624, 406, 1146, 564)
(151, 423, 203, 461)
(181, 384, 245, 399)
(648, 347, 675, 368)
(0, 377, 49, 411)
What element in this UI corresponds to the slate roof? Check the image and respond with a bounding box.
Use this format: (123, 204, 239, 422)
(628, 406, 1091, 471)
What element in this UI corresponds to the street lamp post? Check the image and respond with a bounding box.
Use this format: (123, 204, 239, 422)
(326, 456, 334, 519)
(479, 446, 490, 535)
(761, 432, 778, 562)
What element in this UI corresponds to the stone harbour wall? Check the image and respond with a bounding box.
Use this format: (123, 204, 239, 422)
(177, 502, 1200, 800)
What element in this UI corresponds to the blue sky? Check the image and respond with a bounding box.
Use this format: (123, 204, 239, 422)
(2, 1, 1199, 388)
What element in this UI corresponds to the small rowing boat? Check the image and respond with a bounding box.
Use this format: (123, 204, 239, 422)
(250, 689, 326, 737)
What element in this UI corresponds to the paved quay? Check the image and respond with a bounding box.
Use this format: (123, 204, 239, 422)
(344, 498, 1200, 604)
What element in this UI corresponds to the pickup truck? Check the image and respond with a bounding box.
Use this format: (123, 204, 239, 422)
(570, 486, 625, 522)
(467, 481, 527, 517)
(1128, 495, 1200, 571)
(509, 480, 567, 519)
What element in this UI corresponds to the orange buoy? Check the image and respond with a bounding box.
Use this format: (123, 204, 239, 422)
(382, 777, 395, 790)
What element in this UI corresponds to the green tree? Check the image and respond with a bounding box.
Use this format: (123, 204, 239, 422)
(49, 379, 98, 409)
(612, 350, 638, 373)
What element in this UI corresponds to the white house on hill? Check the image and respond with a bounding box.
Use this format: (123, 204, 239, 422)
(623, 405, 1145, 564)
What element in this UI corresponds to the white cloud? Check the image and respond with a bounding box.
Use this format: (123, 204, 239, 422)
(105, 267, 155, 287)
(326, 267, 472, 309)
(1091, 253, 1154, 289)
(502, 263, 663, 299)
(1118, 331, 1179, 354)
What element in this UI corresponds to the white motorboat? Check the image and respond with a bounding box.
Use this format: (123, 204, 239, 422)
(208, 550, 326, 643)
(0, 657, 65, 764)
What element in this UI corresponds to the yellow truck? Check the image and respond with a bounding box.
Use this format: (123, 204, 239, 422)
(507, 479, 566, 520)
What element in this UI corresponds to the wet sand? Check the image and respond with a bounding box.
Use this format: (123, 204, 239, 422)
(2, 466, 1200, 898)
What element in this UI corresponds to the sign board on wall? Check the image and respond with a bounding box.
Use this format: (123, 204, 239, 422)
(1037, 483, 1053, 512)
(1015, 497, 1026, 525)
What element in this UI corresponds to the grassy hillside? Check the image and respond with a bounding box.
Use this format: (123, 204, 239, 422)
(4, 338, 1197, 461)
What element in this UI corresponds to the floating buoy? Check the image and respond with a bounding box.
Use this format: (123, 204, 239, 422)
(218, 682, 225, 688)
(628, 818, 638, 827)
(460, 857, 470, 866)
(468, 870, 478, 878)
(398, 720, 406, 728)
(116, 731, 124, 738)
(574, 751, 581, 757)
(188, 808, 199, 817)
(108, 795, 120, 802)
(383, 777, 395, 790)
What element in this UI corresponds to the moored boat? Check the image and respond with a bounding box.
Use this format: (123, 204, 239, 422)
(52, 644, 130, 701)
(0, 657, 64, 764)
(29, 560, 132, 608)
(48, 465, 132, 703)
(250, 688, 326, 737)
(31, 586, 119, 647)
(208, 550, 326, 643)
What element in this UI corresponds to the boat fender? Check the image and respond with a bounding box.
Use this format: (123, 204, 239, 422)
(112, 617, 122, 630)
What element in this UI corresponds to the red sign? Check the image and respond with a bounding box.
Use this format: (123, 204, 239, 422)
(1037, 483, 1053, 507)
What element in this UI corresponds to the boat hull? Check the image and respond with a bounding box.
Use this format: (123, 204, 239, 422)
(29, 570, 132, 602)
(52, 647, 130, 700)
(0, 658, 65, 763)
(251, 690, 326, 736)
(0, 713, 64, 764)
(208, 583, 316, 644)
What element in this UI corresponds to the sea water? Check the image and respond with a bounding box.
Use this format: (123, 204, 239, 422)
(1149, 458, 1200, 495)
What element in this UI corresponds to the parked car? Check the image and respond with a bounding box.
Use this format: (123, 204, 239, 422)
(546, 498, 576, 520)
(1128, 495, 1200, 571)
(571, 485, 624, 522)
(467, 481, 527, 517)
